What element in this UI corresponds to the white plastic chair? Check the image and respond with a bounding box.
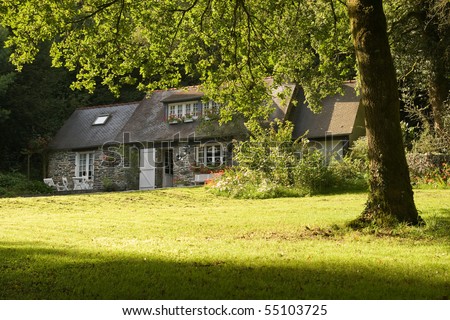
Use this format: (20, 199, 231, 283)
(72, 177, 83, 190)
(61, 177, 70, 191)
(43, 178, 66, 191)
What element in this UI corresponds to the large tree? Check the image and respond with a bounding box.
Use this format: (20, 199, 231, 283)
(0, 0, 422, 225)
(348, 0, 419, 225)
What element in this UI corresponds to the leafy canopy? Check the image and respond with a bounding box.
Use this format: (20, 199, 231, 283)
(0, 0, 354, 121)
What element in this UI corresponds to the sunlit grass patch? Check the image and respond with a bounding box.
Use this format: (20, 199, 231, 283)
(0, 188, 449, 299)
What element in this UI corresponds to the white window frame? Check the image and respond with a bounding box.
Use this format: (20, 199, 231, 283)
(202, 101, 220, 117)
(193, 102, 200, 116)
(168, 105, 176, 116)
(195, 143, 224, 167)
(167, 101, 200, 119)
(93, 114, 110, 125)
(75, 152, 95, 180)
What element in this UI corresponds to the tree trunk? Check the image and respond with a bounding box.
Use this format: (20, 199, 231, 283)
(347, 0, 421, 226)
(426, 42, 448, 135)
(423, 0, 449, 135)
(429, 67, 447, 134)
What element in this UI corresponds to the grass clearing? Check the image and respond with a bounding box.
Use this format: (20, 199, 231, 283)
(0, 188, 449, 299)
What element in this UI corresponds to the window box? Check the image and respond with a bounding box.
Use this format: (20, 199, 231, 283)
(167, 115, 182, 124)
(183, 117, 194, 123)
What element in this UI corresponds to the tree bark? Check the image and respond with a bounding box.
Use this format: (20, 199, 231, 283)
(429, 66, 447, 134)
(347, 0, 421, 226)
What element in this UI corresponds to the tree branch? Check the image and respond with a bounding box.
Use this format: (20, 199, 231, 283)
(167, 0, 200, 57)
(200, 0, 212, 32)
(72, 0, 121, 24)
(115, 0, 125, 35)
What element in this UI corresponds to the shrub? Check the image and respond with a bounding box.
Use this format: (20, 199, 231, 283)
(0, 172, 53, 197)
(102, 177, 122, 192)
(209, 120, 368, 198)
(209, 167, 307, 199)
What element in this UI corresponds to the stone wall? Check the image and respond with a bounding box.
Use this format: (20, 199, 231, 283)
(48, 141, 234, 190)
(173, 143, 196, 186)
(406, 153, 450, 177)
(47, 148, 139, 191)
(172, 141, 233, 186)
(47, 150, 76, 185)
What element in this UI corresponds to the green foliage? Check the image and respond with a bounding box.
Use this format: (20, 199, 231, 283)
(386, 0, 449, 135)
(102, 177, 121, 192)
(328, 157, 368, 190)
(408, 104, 450, 153)
(411, 162, 450, 189)
(210, 120, 367, 198)
(0, 0, 354, 119)
(0, 25, 144, 174)
(0, 27, 15, 123)
(0, 172, 53, 197)
(210, 167, 308, 199)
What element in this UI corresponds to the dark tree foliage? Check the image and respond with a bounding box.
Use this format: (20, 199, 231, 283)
(0, 30, 143, 176)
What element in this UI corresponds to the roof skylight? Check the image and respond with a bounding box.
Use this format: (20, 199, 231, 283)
(93, 114, 110, 125)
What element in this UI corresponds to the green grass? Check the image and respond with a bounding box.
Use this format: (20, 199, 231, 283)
(0, 188, 449, 299)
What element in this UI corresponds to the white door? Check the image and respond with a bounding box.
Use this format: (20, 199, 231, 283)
(139, 148, 155, 190)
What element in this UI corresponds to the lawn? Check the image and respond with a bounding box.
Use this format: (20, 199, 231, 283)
(0, 188, 449, 299)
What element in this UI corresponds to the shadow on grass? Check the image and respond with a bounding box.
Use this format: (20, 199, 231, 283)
(424, 209, 450, 242)
(318, 184, 368, 196)
(1, 242, 448, 300)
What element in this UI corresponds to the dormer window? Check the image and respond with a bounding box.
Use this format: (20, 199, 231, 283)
(93, 114, 110, 125)
(167, 101, 200, 120)
(165, 98, 220, 124)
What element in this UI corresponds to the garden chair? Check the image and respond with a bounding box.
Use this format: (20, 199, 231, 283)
(43, 178, 66, 191)
(61, 177, 70, 191)
(72, 177, 83, 190)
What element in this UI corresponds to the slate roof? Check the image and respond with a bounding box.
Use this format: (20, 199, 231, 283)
(289, 82, 361, 139)
(119, 84, 297, 143)
(49, 81, 362, 150)
(49, 102, 139, 150)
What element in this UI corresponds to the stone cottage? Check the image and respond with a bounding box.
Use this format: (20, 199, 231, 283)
(47, 81, 364, 191)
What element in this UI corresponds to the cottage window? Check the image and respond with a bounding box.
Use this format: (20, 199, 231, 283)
(185, 103, 191, 116)
(76, 152, 94, 180)
(202, 101, 220, 117)
(177, 104, 183, 117)
(168, 105, 176, 116)
(193, 103, 200, 116)
(196, 144, 224, 167)
(167, 101, 201, 119)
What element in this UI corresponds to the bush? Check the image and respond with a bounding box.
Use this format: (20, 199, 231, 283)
(292, 149, 334, 194)
(102, 177, 122, 192)
(210, 167, 307, 199)
(0, 172, 53, 197)
(209, 120, 368, 198)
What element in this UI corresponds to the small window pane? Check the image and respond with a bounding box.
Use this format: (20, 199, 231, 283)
(193, 103, 199, 116)
(185, 104, 191, 115)
(93, 115, 109, 125)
